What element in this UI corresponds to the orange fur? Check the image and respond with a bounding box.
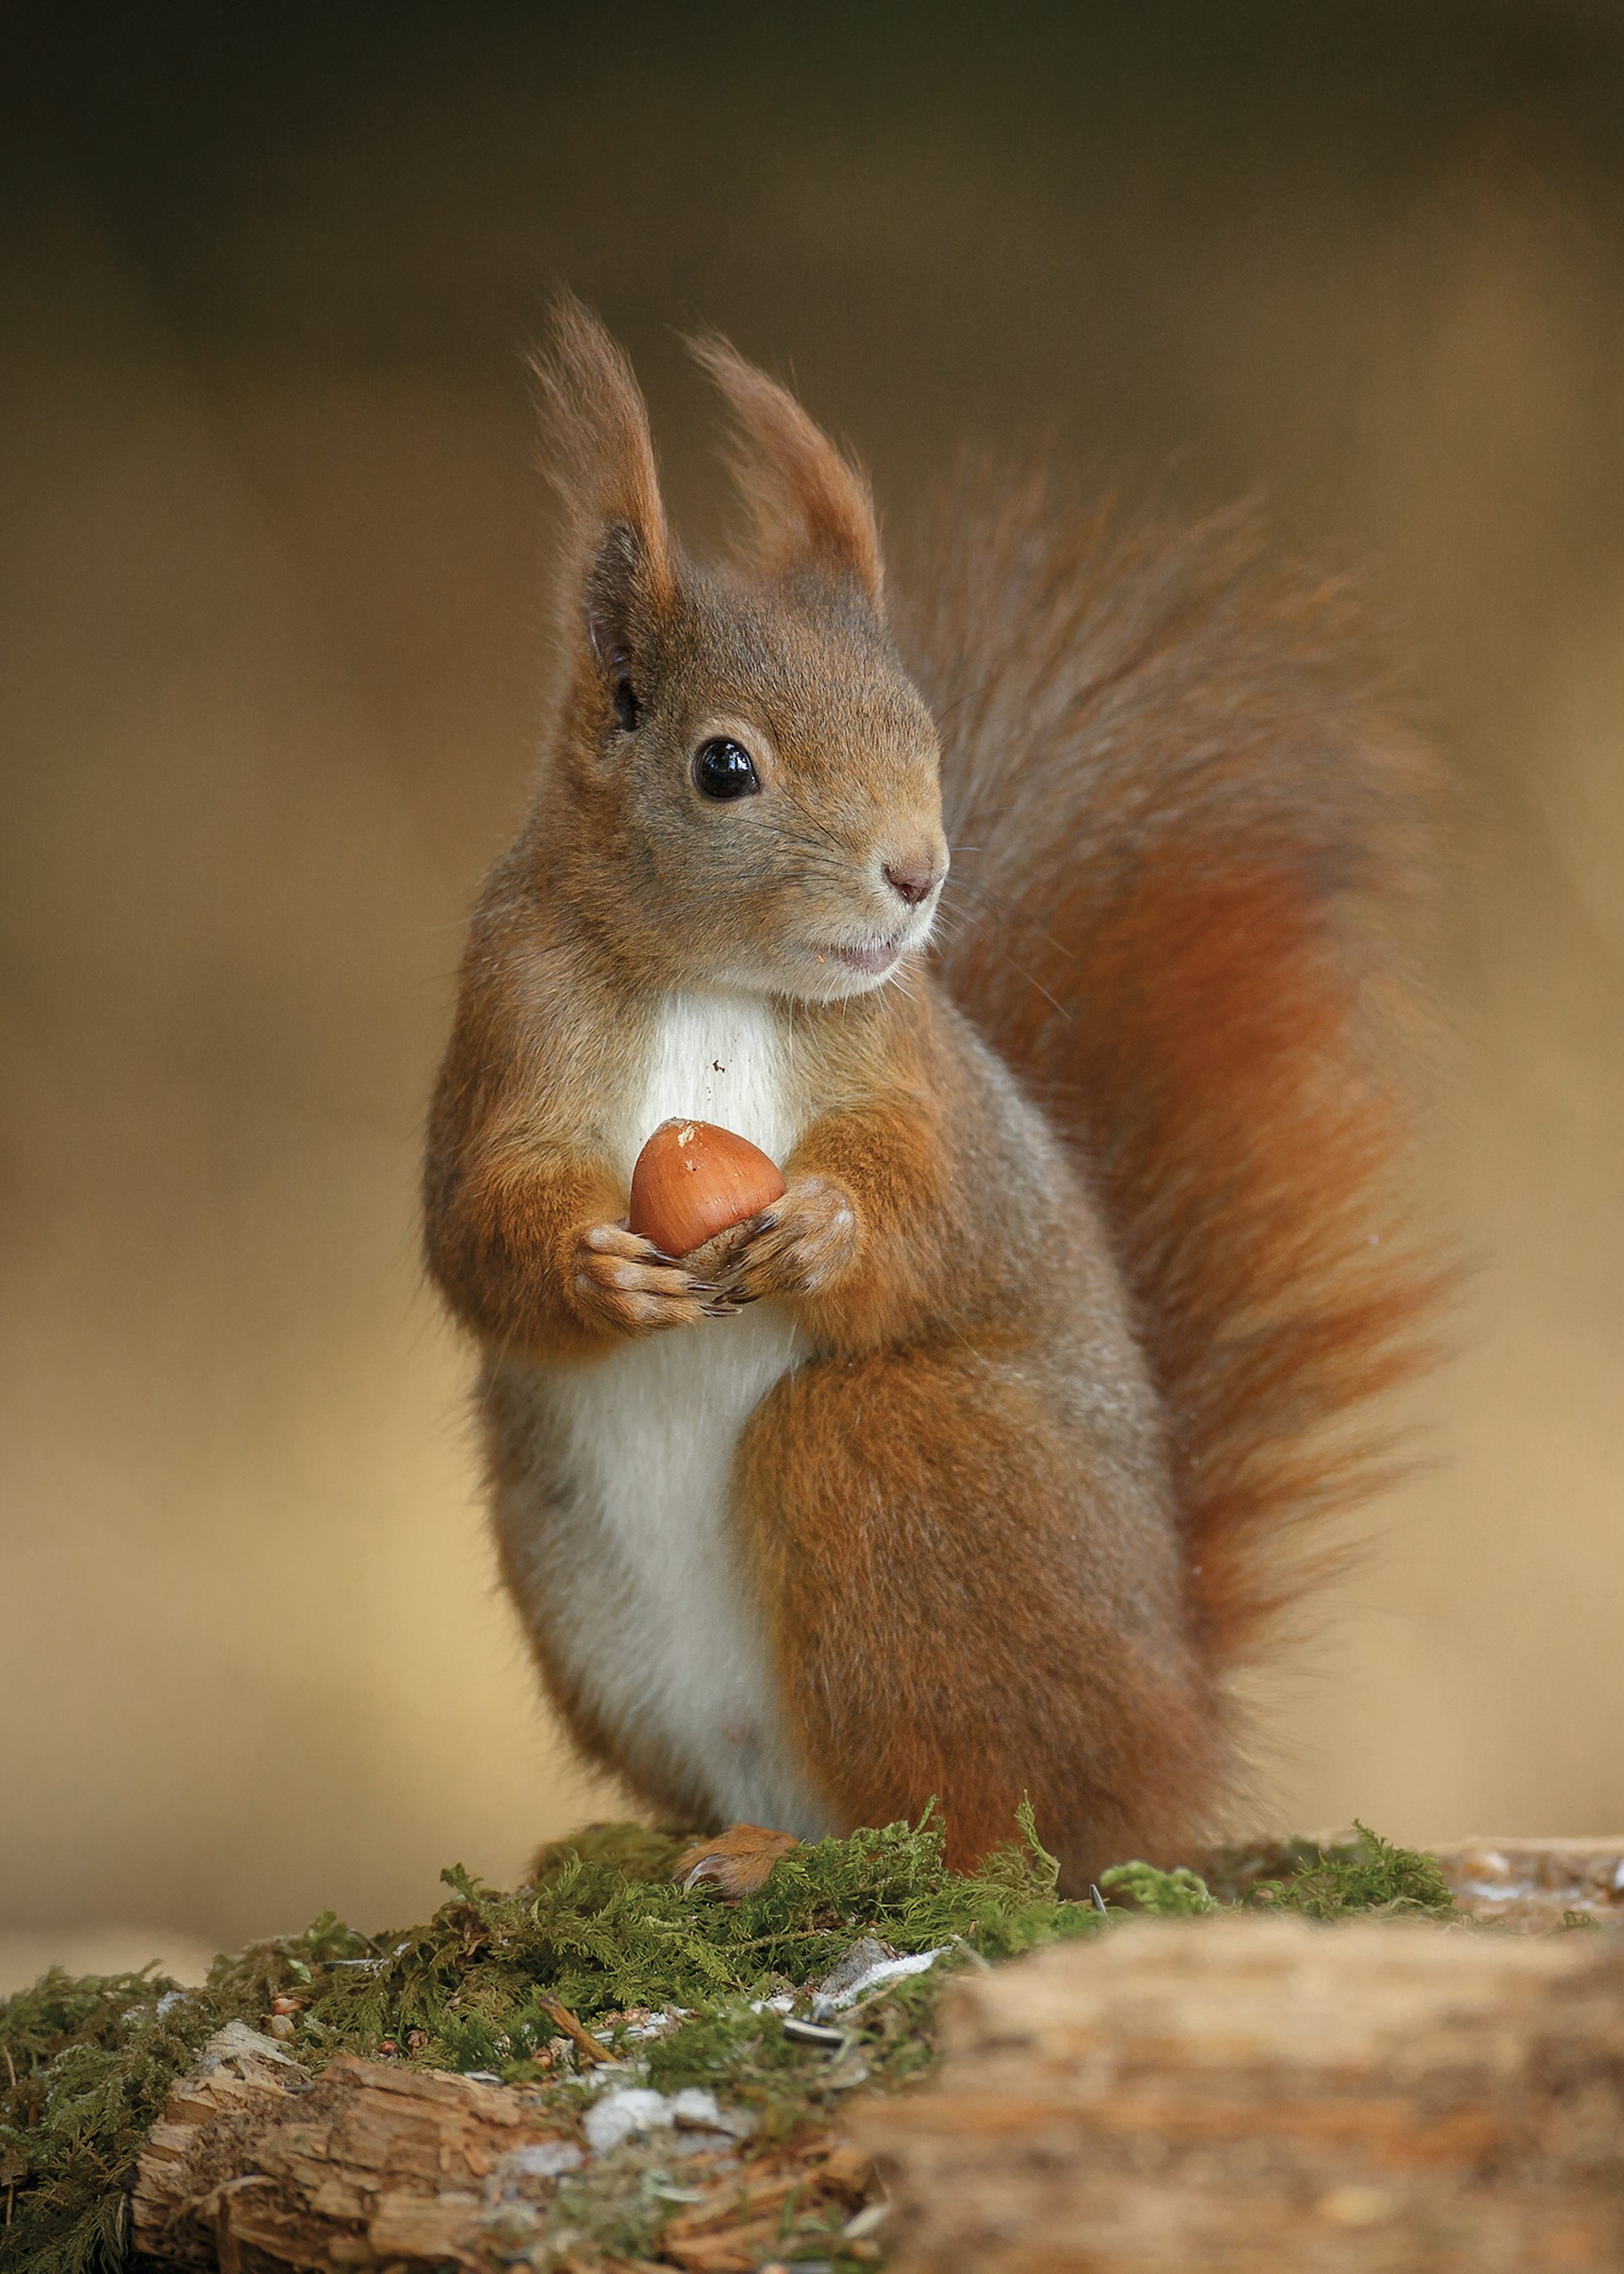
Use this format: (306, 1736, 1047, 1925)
(688, 332, 883, 600)
(423, 301, 1441, 1894)
(672, 1825, 801, 1894)
(741, 1335, 1221, 1884)
(898, 471, 1444, 1674)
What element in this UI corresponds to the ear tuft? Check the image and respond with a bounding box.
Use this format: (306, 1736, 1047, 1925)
(530, 292, 678, 714)
(688, 332, 883, 603)
(530, 291, 676, 602)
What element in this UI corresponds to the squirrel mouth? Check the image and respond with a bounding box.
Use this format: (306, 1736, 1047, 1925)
(818, 938, 903, 978)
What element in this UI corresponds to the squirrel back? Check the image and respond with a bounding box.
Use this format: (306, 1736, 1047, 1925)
(897, 470, 1442, 1674)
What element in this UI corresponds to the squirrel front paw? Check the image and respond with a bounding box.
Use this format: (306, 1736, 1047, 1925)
(688, 1176, 859, 1309)
(571, 1223, 706, 1337)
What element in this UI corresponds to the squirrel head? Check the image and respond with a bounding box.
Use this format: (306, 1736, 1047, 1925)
(529, 294, 947, 1002)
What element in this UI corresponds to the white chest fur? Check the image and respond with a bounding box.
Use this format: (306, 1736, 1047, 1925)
(610, 993, 801, 1178)
(508, 994, 832, 1835)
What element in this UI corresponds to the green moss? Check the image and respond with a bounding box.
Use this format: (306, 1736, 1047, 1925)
(531, 1819, 694, 1886)
(0, 1966, 221, 2274)
(1243, 1821, 1457, 1920)
(1098, 1822, 1457, 1922)
(0, 1810, 1455, 2274)
(1096, 1860, 1223, 1914)
(1197, 1822, 1457, 1918)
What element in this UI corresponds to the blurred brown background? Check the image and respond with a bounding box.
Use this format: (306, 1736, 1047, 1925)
(3, 1, 1621, 1975)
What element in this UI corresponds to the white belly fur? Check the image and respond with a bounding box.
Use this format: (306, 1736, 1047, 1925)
(509, 994, 833, 1834)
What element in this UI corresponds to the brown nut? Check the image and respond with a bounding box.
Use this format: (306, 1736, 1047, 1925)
(627, 1118, 786, 1258)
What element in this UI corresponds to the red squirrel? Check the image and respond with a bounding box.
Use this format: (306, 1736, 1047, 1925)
(423, 294, 1438, 1898)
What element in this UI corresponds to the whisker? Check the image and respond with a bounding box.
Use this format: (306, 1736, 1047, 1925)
(949, 873, 1078, 963)
(930, 680, 994, 728)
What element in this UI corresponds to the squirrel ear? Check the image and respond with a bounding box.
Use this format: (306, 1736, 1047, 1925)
(530, 293, 677, 707)
(688, 332, 883, 606)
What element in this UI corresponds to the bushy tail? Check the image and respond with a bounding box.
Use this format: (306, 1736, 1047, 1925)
(896, 469, 1444, 1673)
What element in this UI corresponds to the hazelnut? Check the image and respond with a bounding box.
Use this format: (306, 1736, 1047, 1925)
(628, 1119, 785, 1258)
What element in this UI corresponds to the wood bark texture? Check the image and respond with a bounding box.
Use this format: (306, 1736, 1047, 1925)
(130, 2020, 579, 2270)
(126, 1846, 1624, 2274)
(854, 1916, 1624, 2274)
(130, 2020, 872, 2272)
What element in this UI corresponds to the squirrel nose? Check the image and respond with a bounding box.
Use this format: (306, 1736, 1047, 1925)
(883, 855, 942, 908)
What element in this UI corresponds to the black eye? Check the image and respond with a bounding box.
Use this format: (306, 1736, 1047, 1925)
(612, 674, 640, 733)
(693, 737, 760, 800)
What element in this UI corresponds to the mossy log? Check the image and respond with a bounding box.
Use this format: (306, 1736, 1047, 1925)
(855, 1915, 1624, 2273)
(130, 2021, 579, 2269)
(119, 1837, 1624, 2274)
(129, 2020, 872, 2273)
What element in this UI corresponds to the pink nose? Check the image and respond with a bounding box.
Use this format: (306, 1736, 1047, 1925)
(883, 856, 941, 907)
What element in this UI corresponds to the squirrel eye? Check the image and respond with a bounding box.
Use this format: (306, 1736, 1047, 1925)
(693, 737, 760, 800)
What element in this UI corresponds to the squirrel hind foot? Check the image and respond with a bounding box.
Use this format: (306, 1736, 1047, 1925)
(673, 1823, 801, 1899)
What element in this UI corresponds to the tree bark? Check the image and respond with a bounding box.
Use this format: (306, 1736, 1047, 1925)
(129, 1838, 1624, 2273)
(131, 2020, 583, 2271)
(855, 1916, 1624, 2274)
(130, 2020, 871, 2273)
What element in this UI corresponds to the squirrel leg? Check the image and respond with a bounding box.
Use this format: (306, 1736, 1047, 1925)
(734, 1341, 1229, 1892)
